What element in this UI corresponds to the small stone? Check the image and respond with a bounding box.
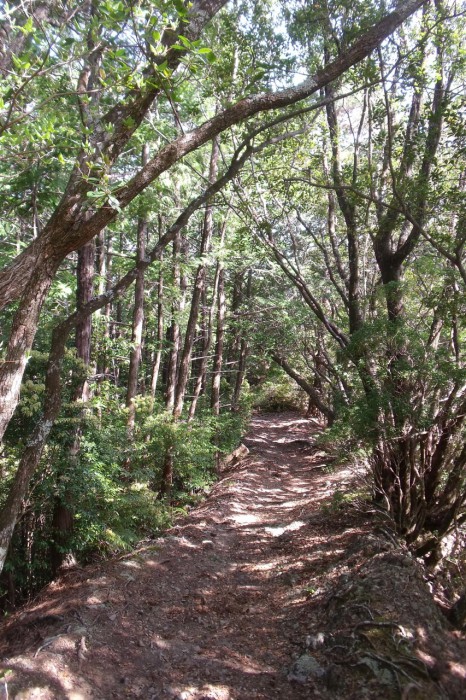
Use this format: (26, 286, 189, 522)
(201, 539, 214, 548)
(288, 653, 326, 683)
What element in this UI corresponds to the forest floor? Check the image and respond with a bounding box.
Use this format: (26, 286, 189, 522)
(1, 412, 465, 700)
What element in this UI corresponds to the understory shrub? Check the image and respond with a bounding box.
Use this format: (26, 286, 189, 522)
(0, 389, 249, 609)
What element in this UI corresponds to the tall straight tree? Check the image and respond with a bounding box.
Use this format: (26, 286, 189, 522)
(173, 137, 220, 419)
(50, 237, 95, 573)
(126, 144, 150, 433)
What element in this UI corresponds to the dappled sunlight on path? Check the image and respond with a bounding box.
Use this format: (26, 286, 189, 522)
(0, 413, 380, 699)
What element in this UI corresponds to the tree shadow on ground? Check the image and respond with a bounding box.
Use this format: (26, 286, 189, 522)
(0, 412, 465, 699)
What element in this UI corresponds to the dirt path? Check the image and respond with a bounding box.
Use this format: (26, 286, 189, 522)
(1, 412, 465, 699)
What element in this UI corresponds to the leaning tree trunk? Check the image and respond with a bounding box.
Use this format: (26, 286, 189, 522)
(0, 261, 58, 445)
(271, 353, 335, 425)
(0, 315, 71, 575)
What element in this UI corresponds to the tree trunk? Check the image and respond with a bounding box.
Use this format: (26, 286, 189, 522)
(160, 443, 175, 499)
(0, 320, 68, 575)
(188, 262, 220, 421)
(50, 238, 95, 574)
(271, 353, 335, 425)
(150, 252, 164, 404)
(171, 264, 203, 417)
(74, 241, 95, 377)
(211, 262, 226, 414)
(126, 145, 149, 432)
(211, 264, 226, 473)
(50, 499, 74, 576)
(165, 232, 182, 412)
(231, 269, 252, 412)
(187, 289, 208, 421)
(0, 262, 57, 444)
(324, 77, 362, 334)
(226, 269, 248, 395)
(231, 339, 248, 412)
(173, 137, 219, 419)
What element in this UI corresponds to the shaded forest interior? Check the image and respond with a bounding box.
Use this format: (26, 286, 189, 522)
(1, 413, 465, 700)
(0, 0, 466, 652)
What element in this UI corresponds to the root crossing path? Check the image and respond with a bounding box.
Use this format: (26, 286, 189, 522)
(1, 413, 357, 699)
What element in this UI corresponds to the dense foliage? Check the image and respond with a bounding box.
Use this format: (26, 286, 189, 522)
(0, 0, 465, 613)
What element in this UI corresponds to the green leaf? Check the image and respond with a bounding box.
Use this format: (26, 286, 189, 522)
(178, 35, 192, 48)
(108, 195, 121, 211)
(174, 0, 187, 17)
(198, 47, 216, 64)
(21, 16, 34, 34)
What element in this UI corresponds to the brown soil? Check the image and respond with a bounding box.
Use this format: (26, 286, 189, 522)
(0, 412, 465, 699)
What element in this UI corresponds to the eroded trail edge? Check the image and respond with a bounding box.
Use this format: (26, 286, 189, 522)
(1, 412, 465, 699)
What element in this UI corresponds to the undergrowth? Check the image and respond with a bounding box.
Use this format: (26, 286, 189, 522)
(0, 383, 249, 609)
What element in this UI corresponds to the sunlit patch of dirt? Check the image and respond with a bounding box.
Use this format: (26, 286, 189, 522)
(0, 412, 465, 699)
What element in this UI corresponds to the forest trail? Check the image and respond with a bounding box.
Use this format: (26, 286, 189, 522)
(1, 412, 465, 699)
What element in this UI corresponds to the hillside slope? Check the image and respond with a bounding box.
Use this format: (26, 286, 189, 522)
(0, 413, 465, 699)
